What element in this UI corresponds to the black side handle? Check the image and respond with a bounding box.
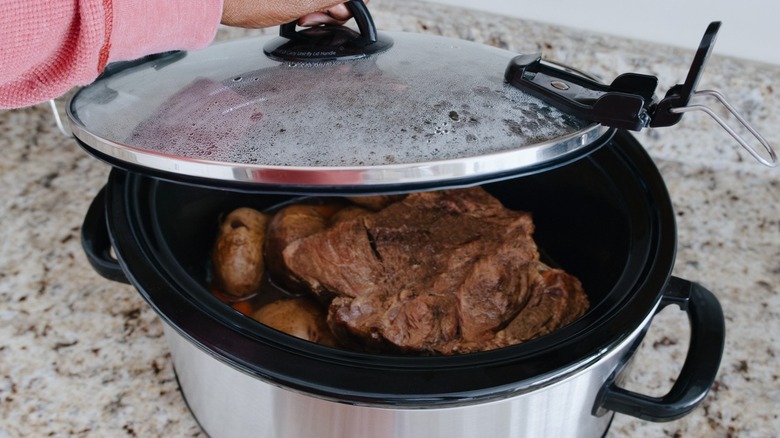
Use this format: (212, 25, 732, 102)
(80, 186, 130, 284)
(594, 276, 725, 422)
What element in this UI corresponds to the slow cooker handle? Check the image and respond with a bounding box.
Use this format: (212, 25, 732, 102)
(80, 186, 130, 284)
(594, 276, 725, 422)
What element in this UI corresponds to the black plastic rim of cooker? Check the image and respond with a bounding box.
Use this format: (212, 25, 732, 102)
(102, 130, 677, 408)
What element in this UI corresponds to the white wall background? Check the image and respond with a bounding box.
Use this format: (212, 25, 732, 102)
(427, 0, 780, 65)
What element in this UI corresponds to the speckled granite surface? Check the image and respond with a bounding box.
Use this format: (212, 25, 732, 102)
(1, 0, 778, 436)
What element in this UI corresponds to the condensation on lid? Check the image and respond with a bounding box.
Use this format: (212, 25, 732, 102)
(68, 32, 598, 177)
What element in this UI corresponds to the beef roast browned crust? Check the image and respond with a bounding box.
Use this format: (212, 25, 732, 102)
(280, 187, 589, 354)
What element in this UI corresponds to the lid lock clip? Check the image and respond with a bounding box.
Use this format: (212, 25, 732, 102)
(505, 21, 776, 167)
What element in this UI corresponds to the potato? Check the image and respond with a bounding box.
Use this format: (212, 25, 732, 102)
(264, 204, 329, 292)
(211, 208, 270, 299)
(253, 298, 337, 346)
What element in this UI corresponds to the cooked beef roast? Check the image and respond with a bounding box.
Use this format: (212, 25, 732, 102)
(278, 187, 589, 355)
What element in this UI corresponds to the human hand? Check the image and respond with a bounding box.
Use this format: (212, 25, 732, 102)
(221, 0, 363, 29)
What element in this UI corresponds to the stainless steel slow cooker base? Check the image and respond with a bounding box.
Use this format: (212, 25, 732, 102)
(164, 315, 647, 438)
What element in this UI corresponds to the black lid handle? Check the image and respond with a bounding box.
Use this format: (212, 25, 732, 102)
(279, 0, 378, 42)
(265, 0, 393, 62)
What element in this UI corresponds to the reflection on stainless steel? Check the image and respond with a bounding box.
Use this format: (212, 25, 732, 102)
(164, 314, 651, 438)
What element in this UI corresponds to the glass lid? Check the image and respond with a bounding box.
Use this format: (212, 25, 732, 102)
(68, 24, 609, 190)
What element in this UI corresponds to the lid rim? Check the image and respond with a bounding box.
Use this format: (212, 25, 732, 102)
(69, 112, 610, 187)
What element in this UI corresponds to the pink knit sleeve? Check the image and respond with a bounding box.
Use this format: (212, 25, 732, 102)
(0, 0, 223, 109)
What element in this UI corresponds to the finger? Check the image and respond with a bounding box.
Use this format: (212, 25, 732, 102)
(298, 12, 347, 27)
(325, 3, 352, 22)
(222, 0, 348, 29)
(327, 0, 371, 21)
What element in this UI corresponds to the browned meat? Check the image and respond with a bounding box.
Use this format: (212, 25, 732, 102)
(280, 187, 589, 354)
(497, 266, 590, 343)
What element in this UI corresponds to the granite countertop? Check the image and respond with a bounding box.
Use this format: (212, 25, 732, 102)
(1, 0, 778, 436)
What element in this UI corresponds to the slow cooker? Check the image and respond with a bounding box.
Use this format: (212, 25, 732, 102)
(68, 2, 776, 437)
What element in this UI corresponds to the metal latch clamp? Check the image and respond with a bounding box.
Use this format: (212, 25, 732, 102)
(505, 21, 777, 167)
